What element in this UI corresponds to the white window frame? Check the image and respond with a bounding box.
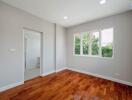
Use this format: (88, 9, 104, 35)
(73, 28, 114, 59)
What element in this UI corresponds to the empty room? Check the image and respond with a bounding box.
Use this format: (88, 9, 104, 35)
(0, 0, 132, 99)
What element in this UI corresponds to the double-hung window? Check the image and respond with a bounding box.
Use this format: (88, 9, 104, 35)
(74, 28, 113, 58)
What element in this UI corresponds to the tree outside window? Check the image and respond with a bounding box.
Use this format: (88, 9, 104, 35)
(74, 28, 113, 58)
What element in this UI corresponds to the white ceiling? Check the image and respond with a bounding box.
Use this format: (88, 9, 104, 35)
(1, 0, 132, 27)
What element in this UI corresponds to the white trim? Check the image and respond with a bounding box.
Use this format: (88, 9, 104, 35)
(22, 29, 25, 81)
(0, 81, 24, 92)
(42, 67, 67, 76)
(56, 67, 67, 72)
(23, 28, 44, 81)
(54, 24, 57, 72)
(40, 31, 44, 76)
(67, 68, 132, 86)
(99, 30, 102, 56)
(89, 32, 92, 56)
(80, 33, 83, 55)
(73, 54, 114, 59)
(41, 71, 55, 77)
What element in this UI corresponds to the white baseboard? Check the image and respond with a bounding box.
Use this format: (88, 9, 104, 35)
(41, 67, 67, 76)
(56, 67, 67, 72)
(67, 68, 132, 86)
(0, 81, 24, 92)
(41, 70, 55, 77)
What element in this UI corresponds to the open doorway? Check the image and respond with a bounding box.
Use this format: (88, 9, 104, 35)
(23, 29, 42, 81)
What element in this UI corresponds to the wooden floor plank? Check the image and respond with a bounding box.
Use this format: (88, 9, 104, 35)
(0, 70, 132, 100)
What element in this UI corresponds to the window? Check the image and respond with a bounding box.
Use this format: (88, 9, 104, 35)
(74, 34, 81, 55)
(74, 28, 113, 58)
(91, 32, 100, 56)
(101, 28, 113, 57)
(82, 32, 90, 55)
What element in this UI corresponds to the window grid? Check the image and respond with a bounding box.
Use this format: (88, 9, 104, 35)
(74, 28, 113, 58)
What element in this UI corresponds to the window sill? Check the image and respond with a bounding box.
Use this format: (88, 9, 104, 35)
(73, 54, 114, 59)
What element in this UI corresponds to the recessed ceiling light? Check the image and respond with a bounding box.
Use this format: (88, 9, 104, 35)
(100, 0, 106, 5)
(64, 16, 68, 20)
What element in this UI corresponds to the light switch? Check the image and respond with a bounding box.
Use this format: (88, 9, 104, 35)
(9, 49, 16, 52)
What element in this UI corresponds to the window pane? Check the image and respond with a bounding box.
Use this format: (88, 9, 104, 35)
(74, 34, 81, 55)
(82, 32, 90, 55)
(101, 28, 113, 57)
(92, 32, 99, 55)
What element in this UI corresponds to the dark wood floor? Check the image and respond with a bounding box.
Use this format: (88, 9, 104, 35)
(0, 70, 132, 100)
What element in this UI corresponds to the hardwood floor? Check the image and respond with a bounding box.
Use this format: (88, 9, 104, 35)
(0, 70, 132, 100)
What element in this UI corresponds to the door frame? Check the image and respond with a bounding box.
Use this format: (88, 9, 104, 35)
(22, 28, 43, 81)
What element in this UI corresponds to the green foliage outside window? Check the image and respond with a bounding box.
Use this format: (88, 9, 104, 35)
(83, 32, 89, 55)
(75, 36, 80, 54)
(102, 43, 113, 57)
(92, 36, 99, 55)
(74, 28, 113, 57)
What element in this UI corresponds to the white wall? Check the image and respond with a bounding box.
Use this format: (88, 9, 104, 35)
(56, 25, 67, 71)
(0, 1, 57, 90)
(67, 11, 132, 83)
(24, 30, 40, 70)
